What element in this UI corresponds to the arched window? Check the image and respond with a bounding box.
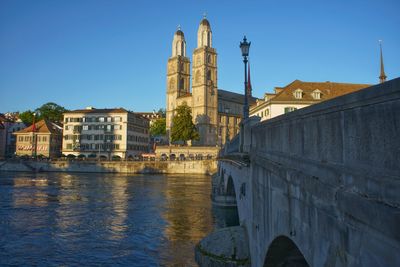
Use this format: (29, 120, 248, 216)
(312, 89, 321, 100)
(207, 54, 211, 64)
(207, 70, 211, 81)
(293, 89, 303, 99)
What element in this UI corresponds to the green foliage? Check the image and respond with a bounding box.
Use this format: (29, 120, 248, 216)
(150, 117, 166, 136)
(35, 102, 67, 123)
(170, 103, 199, 144)
(157, 108, 166, 118)
(19, 110, 35, 125)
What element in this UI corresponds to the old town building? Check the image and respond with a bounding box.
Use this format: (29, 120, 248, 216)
(166, 18, 255, 146)
(0, 114, 27, 158)
(250, 80, 371, 121)
(13, 119, 62, 158)
(62, 107, 150, 159)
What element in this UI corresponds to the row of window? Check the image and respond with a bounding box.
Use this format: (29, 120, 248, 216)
(64, 134, 123, 141)
(127, 135, 148, 143)
(293, 89, 321, 100)
(284, 107, 298, 113)
(65, 116, 123, 123)
(65, 124, 123, 131)
(127, 117, 149, 127)
(65, 143, 120, 150)
(218, 116, 241, 125)
(18, 136, 48, 142)
(127, 144, 148, 152)
(256, 109, 270, 118)
(128, 125, 148, 134)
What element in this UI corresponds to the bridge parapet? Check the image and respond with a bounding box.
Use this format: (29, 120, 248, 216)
(197, 78, 400, 267)
(251, 78, 400, 207)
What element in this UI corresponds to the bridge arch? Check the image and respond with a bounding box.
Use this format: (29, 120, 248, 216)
(263, 235, 309, 267)
(226, 175, 236, 197)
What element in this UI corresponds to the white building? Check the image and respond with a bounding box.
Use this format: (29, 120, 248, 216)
(250, 80, 370, 121)
(62, 107, 150, 160)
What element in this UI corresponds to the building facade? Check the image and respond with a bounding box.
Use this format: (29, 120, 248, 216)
(62, 108, 150, 159)
(14, 119, 62, 158)
(250, 80, 371, 121)
(0, 114, 26, 158)
(166, 18, 254, 147)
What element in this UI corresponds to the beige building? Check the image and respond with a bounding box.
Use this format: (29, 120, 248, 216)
(14, 119, 62, 158)
(62, 108, 150, 159)
(250, 80, 371, 121)
(166, 18, 255, 146)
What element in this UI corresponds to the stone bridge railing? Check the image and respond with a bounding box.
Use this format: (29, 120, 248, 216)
(197, 78, 400, 267)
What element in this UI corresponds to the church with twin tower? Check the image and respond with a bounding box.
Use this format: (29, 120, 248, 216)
(166, 17, 250, 146)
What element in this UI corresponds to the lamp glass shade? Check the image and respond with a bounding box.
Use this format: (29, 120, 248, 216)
(240, 36, 250, 57)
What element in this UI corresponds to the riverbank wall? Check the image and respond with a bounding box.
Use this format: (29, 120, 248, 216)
(0, 160, 217, 175)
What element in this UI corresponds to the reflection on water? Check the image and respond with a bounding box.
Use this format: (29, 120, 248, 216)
(0, 172, 236, 266)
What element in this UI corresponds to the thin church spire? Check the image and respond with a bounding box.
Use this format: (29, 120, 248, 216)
(379, 40, 387, 83)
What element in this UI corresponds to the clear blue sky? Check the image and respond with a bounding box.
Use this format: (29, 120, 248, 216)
(1, 0, 399, 113)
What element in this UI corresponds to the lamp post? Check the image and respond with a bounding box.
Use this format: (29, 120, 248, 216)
(240, 36, 251, 119)
(225, 107, 230, 143)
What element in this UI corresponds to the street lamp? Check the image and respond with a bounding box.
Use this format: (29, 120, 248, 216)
(224, 107, 230, 143)
(240, 36, 251, 119)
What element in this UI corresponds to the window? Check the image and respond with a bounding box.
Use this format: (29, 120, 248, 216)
(107, 117, 112, 122)
(179, 78, 184, 90)
(99, 117, 105, 122)
(114, 117, 121, 122)
(284, 107, 297, 114)
(293, 89, 303, 99)
(66, 144, 72, 149)
(312, 89, 321, 100)
(83, 125, 89, 131)
(18, 136, 23, 142)
(207, 70, 211, 81)
(65, 125, 69, 130)
(207, 54, 211, 64)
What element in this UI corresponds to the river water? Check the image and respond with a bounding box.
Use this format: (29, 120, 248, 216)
(0, 172, 238, 266)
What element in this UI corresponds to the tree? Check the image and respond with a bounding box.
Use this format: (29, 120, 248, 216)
(35, 102, 67, 123)
(19, 110, 35, 125)
(170, 103, 199, 144)
(150, 117, 166, 136)
(157, 108, 166, 118)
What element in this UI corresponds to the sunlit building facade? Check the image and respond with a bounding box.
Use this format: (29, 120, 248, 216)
(250, 80, 371, 121)
(62, 107, 150, 159)
(13, 119, 63, 158)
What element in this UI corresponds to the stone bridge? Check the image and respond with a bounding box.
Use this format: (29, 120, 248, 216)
(196, 78, 400, 267)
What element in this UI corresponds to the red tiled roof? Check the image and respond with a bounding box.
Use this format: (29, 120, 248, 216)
(270, 80, 371, 102)
(14, 119, 62, 134)
(64, 108, 129, 114)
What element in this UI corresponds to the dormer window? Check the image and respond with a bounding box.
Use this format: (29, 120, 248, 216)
(294, 89, 303, 99)
(312, 89, 321, 100)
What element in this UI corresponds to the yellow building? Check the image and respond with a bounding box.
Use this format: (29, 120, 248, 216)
(166, 18, 255, 146)
(14, 119, 63, 158)
(62, 107, 150, 160)
(250, 80, 371, 121)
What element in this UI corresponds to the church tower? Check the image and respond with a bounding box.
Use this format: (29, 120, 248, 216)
(166, 27, 191, 135)
(191, 17, 218, 146)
